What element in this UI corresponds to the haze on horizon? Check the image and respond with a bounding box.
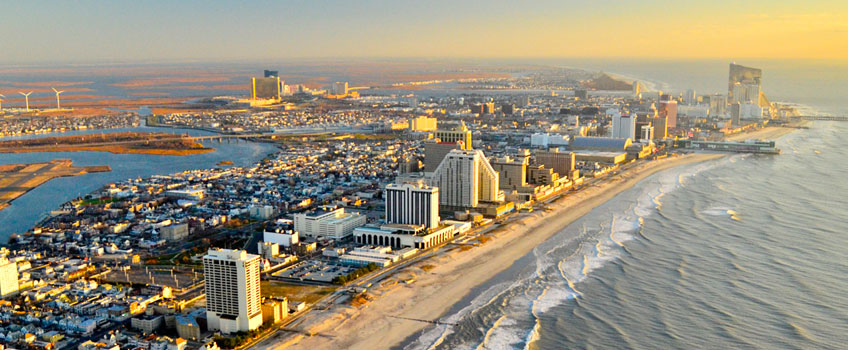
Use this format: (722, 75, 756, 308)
(3, 0, 848, 63)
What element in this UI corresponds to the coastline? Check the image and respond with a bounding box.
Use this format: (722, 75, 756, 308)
(265, 152, 724, 350)
(0, 145, 215, 156)
(725, 124, 804, 142)
(0, 160, 111, 213)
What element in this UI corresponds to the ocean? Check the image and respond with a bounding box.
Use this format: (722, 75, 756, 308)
(401, 61, 848, 350)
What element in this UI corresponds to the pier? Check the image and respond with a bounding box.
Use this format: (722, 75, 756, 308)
(799, 116, 848, 121)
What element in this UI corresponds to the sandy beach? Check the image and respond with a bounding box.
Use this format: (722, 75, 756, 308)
(259, 153, 725, 350)
(725, 123, 806, 142)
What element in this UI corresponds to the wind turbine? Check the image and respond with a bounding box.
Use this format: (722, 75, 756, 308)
(19, 91, 33, 111)
(52, 88, 64, 109)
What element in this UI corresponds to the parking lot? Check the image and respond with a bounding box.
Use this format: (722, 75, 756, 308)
(273, 259, 355, 283)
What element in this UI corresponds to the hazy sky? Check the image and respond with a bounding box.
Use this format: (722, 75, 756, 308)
(3, 0, 847, 63)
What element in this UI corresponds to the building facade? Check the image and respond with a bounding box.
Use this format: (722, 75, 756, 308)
(0, 258, 18, 298)
(385, 183, 440, 229)
(293, 206, 367, 240)
(430, 149, 502, 209)
(203, 249, 262, 334)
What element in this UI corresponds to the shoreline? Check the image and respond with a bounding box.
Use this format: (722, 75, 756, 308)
(0, 145, 215, 156)
(0, 160, 111, 213)
(263, 152, 725, 350)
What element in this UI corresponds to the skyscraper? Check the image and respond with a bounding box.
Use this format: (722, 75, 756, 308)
(534, 149, 576, 179)
(430, 149, 501, 209)
(610, 110, 636, 140)
(683, 89, 697, 105)
(203, 249, 262, 334)
(424, 141, 463, 172)
(385, 183, 440, 229)
(0, 258, 18, 298)
(658, 99, 678, 129)
(728, 63, 762, 105)
(252, 77, 281, 100)
(434, 122, 472, 148)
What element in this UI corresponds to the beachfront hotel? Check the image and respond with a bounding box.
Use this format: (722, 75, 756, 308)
(385, 182, 440, 229)
(203, 249, 263, 334)
(429, 149, 503, 210)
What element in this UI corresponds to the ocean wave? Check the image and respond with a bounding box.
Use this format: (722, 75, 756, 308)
(408, 156, 726, 350)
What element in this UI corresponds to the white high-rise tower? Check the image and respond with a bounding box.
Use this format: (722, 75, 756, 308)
(386, 182, 440, 229)
(203, 249, 262, 334)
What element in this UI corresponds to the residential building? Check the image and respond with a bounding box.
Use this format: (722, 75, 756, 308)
(0, 258, 18, 298)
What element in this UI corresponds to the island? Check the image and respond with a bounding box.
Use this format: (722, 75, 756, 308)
(0, 132, 215, 156)
(0, 159, 111, 211)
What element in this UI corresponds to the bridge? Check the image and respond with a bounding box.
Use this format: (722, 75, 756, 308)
(799, 116, 848, 121)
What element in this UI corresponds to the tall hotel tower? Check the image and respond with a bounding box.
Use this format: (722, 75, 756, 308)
(203, 249, 263, 334)
(385, 183, 440, 229)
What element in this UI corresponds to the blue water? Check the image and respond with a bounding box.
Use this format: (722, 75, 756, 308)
(403, 121, 848, 350)
(0, 124, 278, 241)
(400, 60, 848, 350)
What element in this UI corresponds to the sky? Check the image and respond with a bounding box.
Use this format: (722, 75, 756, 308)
(2, 0, 848, 63)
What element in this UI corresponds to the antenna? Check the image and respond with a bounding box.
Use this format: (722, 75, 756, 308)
(52, 88, 65, 109)
(19, 91, 33, 112)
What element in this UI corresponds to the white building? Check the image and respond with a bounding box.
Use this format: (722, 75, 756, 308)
(203, 249, 262, 334)
(385, 183, 440, 229)
(430, 149, 503, 209)
(610, 109, 636, 140)
(353, 224, 455, 250)
(0, 258, 18, 298)
(529, 133, 569, 148)
(262, 229, 299, 248)
(293, 206, 367, 240)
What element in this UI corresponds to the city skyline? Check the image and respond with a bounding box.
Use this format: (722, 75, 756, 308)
(3, 0, 848, 63)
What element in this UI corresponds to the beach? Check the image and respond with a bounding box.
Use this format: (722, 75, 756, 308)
(725, 123, 806, 142)
(260, 152, 724, 350)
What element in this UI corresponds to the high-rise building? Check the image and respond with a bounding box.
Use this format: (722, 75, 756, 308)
(728, 63, 762, 105)
(482, 102, 495, 115)
(683, 89, 697, 105)
(434, 122, 472, 149)
(731, 102, 741, 127)
(709, 94, 728, 117)
(385, 183, 440, 229)
(658, 99, 678, 129)
(408, 116, 438, 132)
(501, 103, 515, 115)
(430, 149, 502, 209)
(203, 249, 262, 334)
(424, 141, 463, 172)
(490, 152, 529, 190)
(0, 258, 18, 298)
(534, 149, 576, 179)
(264, 70, 278, 78)
(610, 110, 636, 140)
(332, 82, 349, 95)
(251, 77, 281, 100)
(651, 117, 668, 140)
